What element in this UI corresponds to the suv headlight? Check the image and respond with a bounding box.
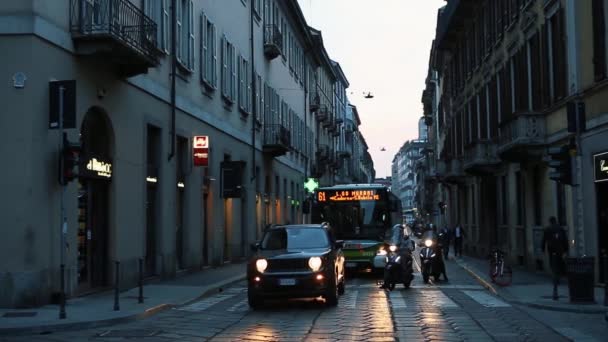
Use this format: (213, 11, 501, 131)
(308, 257, 322, 272)
(255, 259, 268, 273)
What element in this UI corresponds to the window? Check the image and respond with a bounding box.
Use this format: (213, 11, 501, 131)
(592, 0, 606, 81)
(144, 0, 169, 53)
(200, 12, 217, 89)
(256, 73, 262, 125)
(177, 0, 195, 71)
(549, 8, 567, 101)
(221, 36, 236, 103)
(237, 55, 252, 115)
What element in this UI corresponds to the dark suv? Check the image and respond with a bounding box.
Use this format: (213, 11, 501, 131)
(247, 224, 345, 309)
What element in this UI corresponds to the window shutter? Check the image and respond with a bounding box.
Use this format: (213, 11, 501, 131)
(176, 0, 182, 62)
(231, 45, 237, 101)
(221, 36, 227, 96)
(201, 13, 207, 82)
(247, 63, 252, 113)
(162, 0, 169, 53)
(188, 0, 195, 69)
(212, 25, 218, 87)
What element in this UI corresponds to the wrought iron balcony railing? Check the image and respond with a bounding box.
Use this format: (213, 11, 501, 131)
(69, 0, 159, 75)
(263, 124, 290, 157)
(264, 24, 283, 60)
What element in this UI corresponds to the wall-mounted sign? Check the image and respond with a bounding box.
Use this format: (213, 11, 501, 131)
(80, 156, 112, 180)
(193, 136, 209, 166)
(594, 152, 608, 183)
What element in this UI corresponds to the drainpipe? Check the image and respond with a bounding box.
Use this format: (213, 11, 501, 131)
(250, 0, 256, 182)
(168, 0, 177, 161)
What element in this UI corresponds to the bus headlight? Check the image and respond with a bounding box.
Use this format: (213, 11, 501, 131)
(255, 259, 268, 273)
(308, 257, 322, 272)
(424, 239, 433, 248)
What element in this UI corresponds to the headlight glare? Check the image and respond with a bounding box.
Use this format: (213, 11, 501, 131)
(424, 239, 433, 247)
(378, 249, 387, 256)
(255, 259, 268, 273)
(308, 257, 322, 272)
(389, 245, 397, 252)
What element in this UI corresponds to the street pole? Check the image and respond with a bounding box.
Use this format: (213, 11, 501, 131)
(573, 103, 585, 257)
(58, 85, 67, 319)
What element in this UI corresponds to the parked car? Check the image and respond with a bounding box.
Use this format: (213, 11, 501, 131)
(247, 223, 345, 309)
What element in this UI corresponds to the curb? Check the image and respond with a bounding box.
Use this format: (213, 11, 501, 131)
(0, 274, 246, 336)
(454, 259, 608, 314)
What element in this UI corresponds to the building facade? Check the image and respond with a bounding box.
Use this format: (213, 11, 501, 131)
(422, 0, 608, 280)
(0, 0, 374, 308)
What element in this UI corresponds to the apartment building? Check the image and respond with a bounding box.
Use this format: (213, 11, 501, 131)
(0, 0, 374, 308)
(423, 0, 608, 280)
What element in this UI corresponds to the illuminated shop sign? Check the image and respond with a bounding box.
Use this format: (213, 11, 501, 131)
(80, 156, 112, 180)
(594, 152, 608, 183)
(317, 189, 380, 202)
(193, 136, 209, 166)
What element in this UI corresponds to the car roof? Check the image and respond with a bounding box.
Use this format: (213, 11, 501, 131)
(265, 223, 330, 230)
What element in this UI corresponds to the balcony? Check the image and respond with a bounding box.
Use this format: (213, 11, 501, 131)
(310, 93, 320, 112)
(463, 141, 501, 175)
(338, 149, 351, 158)
(310, 160, 325, 178)
(444, 159, 466, 184)
(69, 0, 159, 78)
(263, 124, 290, 157)
(316, 105, 328, 122)
(497, 111, 546, 162)
(263, 24, 283, 60)
(316, 144, 330, 161)
(323, 111, 334, 128)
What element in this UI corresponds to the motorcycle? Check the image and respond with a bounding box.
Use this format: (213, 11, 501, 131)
(383, 244, 414, 290)
(419, 236, 441, 283)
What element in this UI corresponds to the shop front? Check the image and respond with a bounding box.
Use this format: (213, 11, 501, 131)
(594, 152, 608, 283)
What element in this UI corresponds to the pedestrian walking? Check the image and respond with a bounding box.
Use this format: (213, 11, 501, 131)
(541, 216, 569, 300)
(453, 223, 465, 257)
(440, 225, 452, 260)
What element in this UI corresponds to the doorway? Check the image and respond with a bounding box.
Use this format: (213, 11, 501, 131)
(77, 180, 109, 292)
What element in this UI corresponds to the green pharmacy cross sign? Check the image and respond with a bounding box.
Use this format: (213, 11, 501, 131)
(304, 178, 319, 193)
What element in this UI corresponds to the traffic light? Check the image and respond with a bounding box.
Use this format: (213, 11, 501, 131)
(547, 144, 573, 185)
(59, 133, 81, 185)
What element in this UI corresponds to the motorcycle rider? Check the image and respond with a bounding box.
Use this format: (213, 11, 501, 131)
(380, 224, 415, 289)
(421, 228, 449, 282)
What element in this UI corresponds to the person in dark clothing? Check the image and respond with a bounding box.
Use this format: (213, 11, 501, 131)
(453, 223, 465, 257)
(440, 225, 452, 260)
(541, 216, 569, 300)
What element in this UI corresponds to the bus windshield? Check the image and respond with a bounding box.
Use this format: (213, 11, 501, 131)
(312, 186, 397, 241)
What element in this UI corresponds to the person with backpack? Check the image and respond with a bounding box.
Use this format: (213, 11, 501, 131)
(541, 216, 569, 300)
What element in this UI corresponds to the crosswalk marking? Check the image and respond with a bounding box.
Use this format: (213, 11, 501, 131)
(356, 283, 483, 290)
(419, 289, 459, 308)
(227, 298, 249, 312)
(462, 290, 511, 307)
(175, 294, 236, 312)
(388, 291, 407, 309)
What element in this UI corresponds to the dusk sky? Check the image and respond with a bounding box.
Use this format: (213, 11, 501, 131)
(297, 0, 446, 178)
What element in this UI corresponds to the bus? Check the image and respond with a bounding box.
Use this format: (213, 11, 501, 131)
(311, 184, 402, 273)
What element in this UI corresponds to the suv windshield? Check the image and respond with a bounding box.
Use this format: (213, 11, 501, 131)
(261, 227, 329, 250)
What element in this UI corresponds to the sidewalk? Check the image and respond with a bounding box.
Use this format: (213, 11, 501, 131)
(454, 255, 608, 314)
(0, 262, 246, 336)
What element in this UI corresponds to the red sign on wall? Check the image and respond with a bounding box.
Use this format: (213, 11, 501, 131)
(193, 136, 209, 166)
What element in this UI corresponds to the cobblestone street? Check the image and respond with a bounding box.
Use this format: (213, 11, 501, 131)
(1, 260, 578, 342)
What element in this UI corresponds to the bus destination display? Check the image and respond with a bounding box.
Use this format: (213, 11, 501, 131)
(317, 189, 380, 202)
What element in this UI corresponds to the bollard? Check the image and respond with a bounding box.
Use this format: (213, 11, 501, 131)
(114, 261, 120, 311)
(59, 264, 66, 319)
(138, 258, 144, 303)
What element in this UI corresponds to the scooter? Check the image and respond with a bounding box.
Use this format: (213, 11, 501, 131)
(383, 245, 414, 290)
(419, 237, 441, 283)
